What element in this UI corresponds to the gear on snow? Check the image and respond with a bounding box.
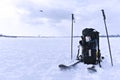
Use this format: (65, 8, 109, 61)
(76, 28, 103, 67)
(59, 28, 104, 71)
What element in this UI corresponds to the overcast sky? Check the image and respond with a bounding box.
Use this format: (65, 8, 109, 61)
(0, 0, 120, 36)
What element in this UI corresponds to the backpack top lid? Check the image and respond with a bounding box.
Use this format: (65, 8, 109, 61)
(82, 28, 99, 39)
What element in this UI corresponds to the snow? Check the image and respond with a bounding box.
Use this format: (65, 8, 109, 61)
(0, 37, 120, 80)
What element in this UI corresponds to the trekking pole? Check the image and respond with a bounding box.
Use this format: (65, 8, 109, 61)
(71, 14, 75, 60)
(101, 9, 113, 66)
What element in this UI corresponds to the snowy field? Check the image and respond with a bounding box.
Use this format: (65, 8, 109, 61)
(0, 37, 120, 80)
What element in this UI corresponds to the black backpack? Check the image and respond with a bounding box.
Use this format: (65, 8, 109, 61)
(77, 28, 101, 65)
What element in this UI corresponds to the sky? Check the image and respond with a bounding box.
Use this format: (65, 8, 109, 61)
(0, 0, 120, 36)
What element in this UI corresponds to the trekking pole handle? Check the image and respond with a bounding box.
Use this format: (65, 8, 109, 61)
(101, 9, 106, 20)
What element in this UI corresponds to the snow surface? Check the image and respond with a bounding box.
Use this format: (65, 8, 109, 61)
(0, 37, 120, 80)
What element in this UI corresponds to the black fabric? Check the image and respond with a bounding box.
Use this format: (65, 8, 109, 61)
(80, 28, 100, 65)
(83, 49, 96, 64)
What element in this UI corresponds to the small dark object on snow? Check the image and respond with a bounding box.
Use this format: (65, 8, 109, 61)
(87, 65, 97, 73)
(59, 64, 69, 68)
(58, 60, 81, 70)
